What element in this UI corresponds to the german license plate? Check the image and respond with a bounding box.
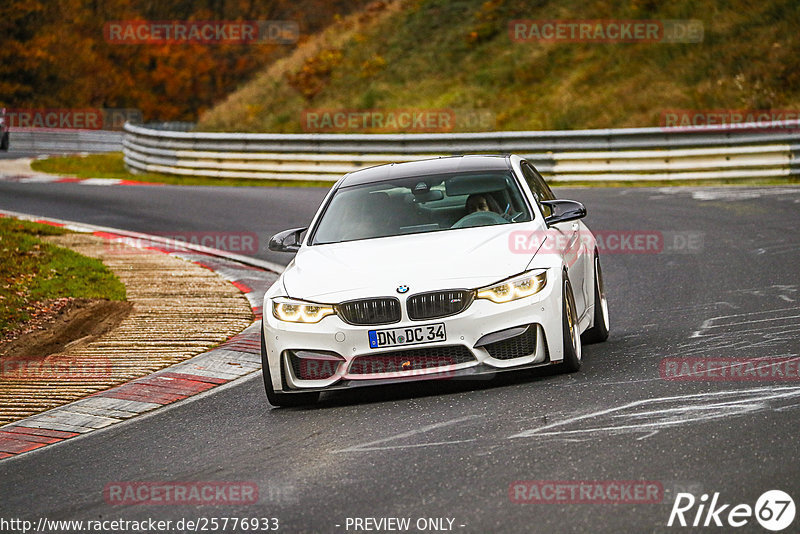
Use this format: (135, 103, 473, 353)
(368, 323, 446, 349)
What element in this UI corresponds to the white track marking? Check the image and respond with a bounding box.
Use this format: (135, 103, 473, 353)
(689, 305, 800, 338)
(339, 439, 478, 452)
(508, 386, 800, 440)
(335, 414, 481, 453)
(656, 187, 800, 202)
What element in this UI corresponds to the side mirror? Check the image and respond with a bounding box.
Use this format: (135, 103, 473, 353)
(268, 227, 307, 252)
(540, 200, 587, 226)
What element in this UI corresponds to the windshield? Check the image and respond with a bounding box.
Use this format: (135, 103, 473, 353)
(310, 171, 532, 245)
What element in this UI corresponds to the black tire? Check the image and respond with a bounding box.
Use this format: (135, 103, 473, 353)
(581, 251, 610, 344)
(0, 132, 8, 151)
(559, 274, 582, 373)
(261, 327, 320, 407)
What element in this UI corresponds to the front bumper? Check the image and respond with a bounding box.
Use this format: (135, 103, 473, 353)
(262, 276, 564, 393)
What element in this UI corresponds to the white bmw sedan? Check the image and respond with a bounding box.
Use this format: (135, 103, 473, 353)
(261, 154, 609, 406)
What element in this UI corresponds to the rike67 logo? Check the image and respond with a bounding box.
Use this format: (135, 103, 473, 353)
(668, 490, 795, 531)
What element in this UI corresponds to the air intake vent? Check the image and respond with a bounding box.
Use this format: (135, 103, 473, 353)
(287, 351, 341, 380)
(483, 326, 537, 360)
(337, 297, 401, 325)
(407, 290, 473, 320)
(349, 345, 475, 375)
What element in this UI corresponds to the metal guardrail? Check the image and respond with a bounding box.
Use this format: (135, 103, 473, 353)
(121, 121, 800, 182)
(8, 128, 124, 153)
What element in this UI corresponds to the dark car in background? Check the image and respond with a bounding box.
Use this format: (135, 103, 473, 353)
(0, 108, 9, 150)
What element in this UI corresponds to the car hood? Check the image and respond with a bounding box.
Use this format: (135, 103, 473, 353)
(282, 223, 540, 302)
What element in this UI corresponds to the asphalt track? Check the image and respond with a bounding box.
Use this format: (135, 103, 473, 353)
(1, 180, 799, 533)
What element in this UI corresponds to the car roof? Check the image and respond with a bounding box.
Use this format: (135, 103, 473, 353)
(339, 155, 512, 187)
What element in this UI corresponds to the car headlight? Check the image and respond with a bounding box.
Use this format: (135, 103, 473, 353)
(272, 298, 336, 323)
(475, 270, 548, 303)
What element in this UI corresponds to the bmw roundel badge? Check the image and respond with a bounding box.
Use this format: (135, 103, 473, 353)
(396, 285, 409, 294)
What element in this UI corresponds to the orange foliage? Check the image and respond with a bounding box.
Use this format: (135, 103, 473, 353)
(0, 0, 372, 122)
(285, 48, 344, 101)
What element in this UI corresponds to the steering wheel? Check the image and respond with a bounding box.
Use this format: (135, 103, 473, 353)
(452, 211, 509, 229)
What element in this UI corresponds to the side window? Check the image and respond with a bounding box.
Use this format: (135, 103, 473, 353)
(521, 161, 556, 202)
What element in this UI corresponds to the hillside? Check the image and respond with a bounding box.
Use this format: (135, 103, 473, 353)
(197, 0, 800, 132)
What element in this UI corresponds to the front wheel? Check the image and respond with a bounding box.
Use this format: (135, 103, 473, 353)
(581, 251, 610, 344)
(559, 275, 582, 373)
(261, 328, 320, 407)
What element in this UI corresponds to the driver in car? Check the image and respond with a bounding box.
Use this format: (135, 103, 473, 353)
(466, 193, 502, 214)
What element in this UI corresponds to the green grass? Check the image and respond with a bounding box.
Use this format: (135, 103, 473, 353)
(30, 153, 336, 188)
(31, 152, 800, 189)
(31, 154, 140, 181)
(198, 0, 800, 133)
(0, 217, 126, 337)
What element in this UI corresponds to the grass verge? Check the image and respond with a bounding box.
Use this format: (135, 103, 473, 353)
(30, 153, 336, 188)
(0, 217, 126, 338)
(30, 152, 800, 189)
